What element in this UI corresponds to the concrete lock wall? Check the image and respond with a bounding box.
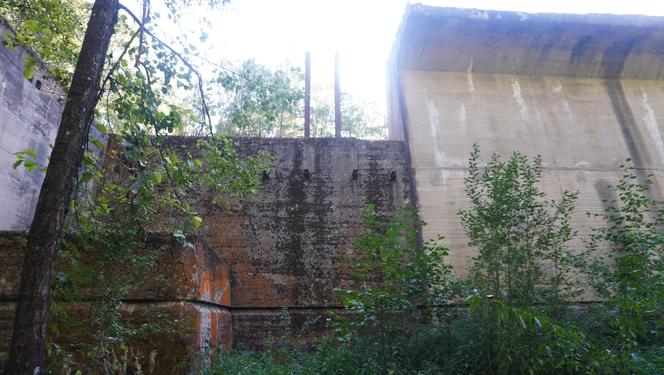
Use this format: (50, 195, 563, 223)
(0, 137, 411, 371)
(389, 5, 664, 275)
(168, 137, 412, 348)
(0, 16, 412, 369)
(0, 22, 65, 230)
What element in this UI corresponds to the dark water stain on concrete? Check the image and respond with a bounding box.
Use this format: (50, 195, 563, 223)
(594, 179, 619, 213)
(601, 35, 645, 79)
(535, 25, 565, 63)
(604, 80, 650, 169)
(567, 35, 595, 76)
(281, 142, 306, 280)
(600, 34, 662, 202)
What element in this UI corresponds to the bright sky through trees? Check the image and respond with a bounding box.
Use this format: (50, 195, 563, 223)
(144, 0, 664, 125)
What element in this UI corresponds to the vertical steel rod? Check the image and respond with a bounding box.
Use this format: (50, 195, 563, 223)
(304, 52, 311, 138)
(334, 53, 342, 138)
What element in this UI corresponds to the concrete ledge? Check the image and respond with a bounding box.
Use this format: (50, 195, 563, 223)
(395, 5, 664, 80)
(0, 232, 230, 306)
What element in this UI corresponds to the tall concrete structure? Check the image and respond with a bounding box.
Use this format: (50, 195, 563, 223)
(389, 5, 664, 274)
(0, 22, 65, 230)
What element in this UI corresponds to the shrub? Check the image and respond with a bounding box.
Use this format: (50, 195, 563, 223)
(332, 205, 454, 373)
(584, 162, 664, 373)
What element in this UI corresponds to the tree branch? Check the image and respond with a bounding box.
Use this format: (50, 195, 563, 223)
(97, 27, 140, 103)
(119, 2, 215, 138)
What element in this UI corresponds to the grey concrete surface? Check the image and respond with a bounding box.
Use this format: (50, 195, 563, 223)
(0, 24, 64, 230)
(389, 5, 664, 275)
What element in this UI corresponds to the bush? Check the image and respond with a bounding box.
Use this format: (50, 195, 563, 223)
(332, 205, 454, 373)
(584, 162, 664, 373)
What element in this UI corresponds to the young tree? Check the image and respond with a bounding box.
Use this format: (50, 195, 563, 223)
(458, 145, 584, 373)
(335, 206, 452, 373)
(585, 163, 664, 372)
(459, 144, 580, 308)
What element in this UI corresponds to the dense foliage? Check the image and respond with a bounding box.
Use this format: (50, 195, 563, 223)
(213, 59, 387, 139)
(214, 59, 305, 137)
(332, 207, 452, 373)
(0, 0, 87, 85)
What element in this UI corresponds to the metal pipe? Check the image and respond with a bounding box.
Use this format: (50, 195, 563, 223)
(304, 52, 311, 138)
(334, 53, 341, 138)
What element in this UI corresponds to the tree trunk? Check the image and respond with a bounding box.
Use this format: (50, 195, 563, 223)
(5, 0, 118, 373)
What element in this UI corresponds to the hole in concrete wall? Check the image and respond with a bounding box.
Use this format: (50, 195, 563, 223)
(35, 80, 42, 90)
(262, 171, 270, 183)
(303, 169, 310, 180)
(352, 169, 359, 180)
(390, 171, 397, 181)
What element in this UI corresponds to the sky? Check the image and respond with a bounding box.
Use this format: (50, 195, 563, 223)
(144, 0, 664, 119)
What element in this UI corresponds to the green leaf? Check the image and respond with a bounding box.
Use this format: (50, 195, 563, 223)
(12, 160, 23, 169)
(24, 148, 38, 158)
(22, 55, 39, 80)
(91, 138, 104, 150)
(23, 159, 38, 172)
(80, 171, 93, 184)
(192, 215, 202, 229)
(94, 123, 109, 134)
(23, 20, 39, 33)
(518, 313, 527, 329)
(152, 172, 163, 184)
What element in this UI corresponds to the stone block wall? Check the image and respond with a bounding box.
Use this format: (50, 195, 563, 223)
(0, 232, 233, 372)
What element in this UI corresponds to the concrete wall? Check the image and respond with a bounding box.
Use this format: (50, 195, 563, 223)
(198, 138, 411, 347)
(0, 137, 411, 370)
(0, 23, 64, 230)
(390, 6, 664, 275)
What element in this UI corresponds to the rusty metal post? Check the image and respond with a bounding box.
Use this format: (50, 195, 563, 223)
(304, 52, 311, 138)
(334, 53, 341, 138)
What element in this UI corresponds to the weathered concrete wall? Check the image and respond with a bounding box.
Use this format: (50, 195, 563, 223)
(0, 137, 411, 368)
(390, 6, 664, 275)
(199, 138, 411, 347)
(0, 23, 64, 230)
